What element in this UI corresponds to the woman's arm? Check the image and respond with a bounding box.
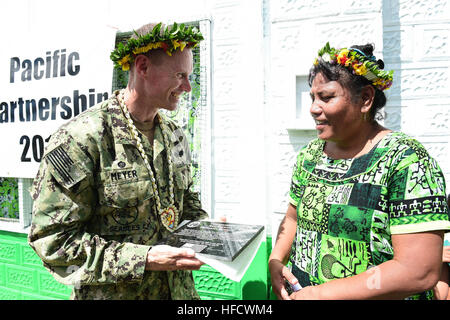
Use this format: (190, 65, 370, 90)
(270, 204, 297, 264)
(290, 230, 444, 299)
(269, 204, 299, 299)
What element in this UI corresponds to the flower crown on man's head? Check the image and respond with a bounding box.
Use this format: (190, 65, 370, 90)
(110, 22, 204, 71)
(313, 42, 394, 91)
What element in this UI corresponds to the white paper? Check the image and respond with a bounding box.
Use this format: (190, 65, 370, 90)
(445, 231, 450, 246)
(196, 229, 265, 282)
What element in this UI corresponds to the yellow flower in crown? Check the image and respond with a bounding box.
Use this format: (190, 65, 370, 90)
(336, 49, 350, 65)
(172, 40, 181, 50)
(119, 54, 130, 66)
(118, 57, 131, 71)
(372, 77, 392, 90)
(345, 55, 355, 67)
(133, 45, 148, 55)
(353, 63, 367, 76)
(372, 78, 383, 86)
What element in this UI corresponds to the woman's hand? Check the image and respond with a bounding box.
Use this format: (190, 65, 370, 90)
(269, 259, 299, 300)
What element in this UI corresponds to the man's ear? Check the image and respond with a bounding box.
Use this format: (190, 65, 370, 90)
(360, 85, 375, 114)
(134, 55, 150, 78)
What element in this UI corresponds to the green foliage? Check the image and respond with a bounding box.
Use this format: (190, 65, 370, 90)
(110, 22, 204, 70)
(0, 178, 19, 220)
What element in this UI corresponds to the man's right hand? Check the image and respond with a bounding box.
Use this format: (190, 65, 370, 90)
(145, 245, 204, 271)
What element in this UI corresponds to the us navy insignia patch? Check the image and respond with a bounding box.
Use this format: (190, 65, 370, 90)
(46, 145, 86, 189)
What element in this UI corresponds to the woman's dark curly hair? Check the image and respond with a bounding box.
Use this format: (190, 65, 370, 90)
(308, 43, 387, 121)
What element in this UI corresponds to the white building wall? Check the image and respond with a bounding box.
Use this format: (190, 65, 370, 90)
(382, 0, 450, 190)
(209, 0, 267, 225)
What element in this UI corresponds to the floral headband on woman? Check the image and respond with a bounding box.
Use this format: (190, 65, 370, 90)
(110, 22, 204, 71)
(313, 42, 394, 91)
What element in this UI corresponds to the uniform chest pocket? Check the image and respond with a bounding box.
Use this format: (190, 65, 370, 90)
(98, 179, 153, 208)
(96, 178, 155, 235)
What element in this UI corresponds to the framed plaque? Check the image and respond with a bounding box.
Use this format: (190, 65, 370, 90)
(157, 220, 264, 262)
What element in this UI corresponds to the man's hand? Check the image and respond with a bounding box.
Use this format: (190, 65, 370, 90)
(145, 245, 204, 271)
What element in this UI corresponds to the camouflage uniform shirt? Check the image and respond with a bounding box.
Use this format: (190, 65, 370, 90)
(28, 90, 208, 299)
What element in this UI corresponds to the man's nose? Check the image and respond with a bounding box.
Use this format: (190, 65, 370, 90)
(182, 78, 191, 93)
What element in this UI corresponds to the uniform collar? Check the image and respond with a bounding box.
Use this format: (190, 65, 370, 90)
(108, 90, 137, 146)
(153, 113, 168, 161)
(108, 90, 171, 160)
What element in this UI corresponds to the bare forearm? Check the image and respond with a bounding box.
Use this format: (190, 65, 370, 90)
(306, 259, 438, 300)
(269, 204, 300, 300)
(269, 205, 297, 265)
(293, 232, 444, 300)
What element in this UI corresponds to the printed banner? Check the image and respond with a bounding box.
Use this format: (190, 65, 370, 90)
(0, 25, 117, 178)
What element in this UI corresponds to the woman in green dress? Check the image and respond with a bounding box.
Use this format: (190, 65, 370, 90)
(269, 43, 450, 300)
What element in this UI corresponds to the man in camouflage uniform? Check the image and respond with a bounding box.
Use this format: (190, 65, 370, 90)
(28, 23, 208, 299)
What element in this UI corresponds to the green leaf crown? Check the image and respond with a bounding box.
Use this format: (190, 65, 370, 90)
(110, 22, 204, 71)
(314, 42, 394, 91)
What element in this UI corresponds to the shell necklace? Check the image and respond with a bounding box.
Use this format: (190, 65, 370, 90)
(117, 90, 178, 232)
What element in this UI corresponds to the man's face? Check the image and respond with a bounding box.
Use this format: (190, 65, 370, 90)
(146, 49, 193, 111)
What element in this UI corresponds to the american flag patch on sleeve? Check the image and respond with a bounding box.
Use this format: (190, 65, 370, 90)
(45, 145, 87, 189)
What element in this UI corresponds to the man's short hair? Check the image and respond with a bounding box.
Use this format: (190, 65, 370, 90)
(129, 23, 167, 70)
(131, 23, 164, 40)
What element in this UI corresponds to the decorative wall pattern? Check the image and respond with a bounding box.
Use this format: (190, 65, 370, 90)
(210, 1, 244, 219)
(396, 68, 448, 97)
(193, 265, 241, 299)
(272, 0, 381, 21)
(0, 231, 71, 299)
(387, 0, 449, 22)
(314, 19, 379, 48)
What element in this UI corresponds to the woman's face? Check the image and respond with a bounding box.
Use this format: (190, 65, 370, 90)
(309, 72, 363, 145)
